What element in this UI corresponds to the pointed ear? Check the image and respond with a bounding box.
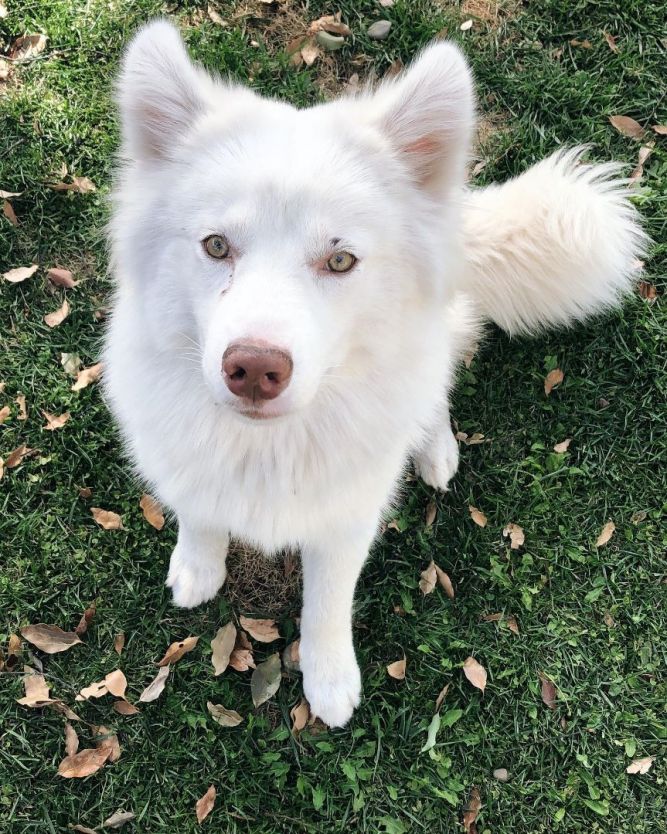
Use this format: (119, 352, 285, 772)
(117, 20, 214, 161)
(365, 43, 475, 194)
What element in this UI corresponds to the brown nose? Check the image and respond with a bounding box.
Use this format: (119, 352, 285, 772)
(222, 341, 293, 401)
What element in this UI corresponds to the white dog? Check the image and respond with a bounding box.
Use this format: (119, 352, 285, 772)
(104, 21, 646, 726)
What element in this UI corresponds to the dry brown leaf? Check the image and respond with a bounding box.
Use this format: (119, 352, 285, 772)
(229, 631, 255, 672)
(239, 616, 280, 643)
(49, 175, 96, 194)
(653, 124, 667, 135)
(468, 505, 487, 527)
(6, 444, 34, 468)
(435, 682, 450, 711)
(308, 14, 352, 36)
(15, 393, 27, 420)
(113, 699, 140, 716)
(3, 199, 18, 225)
(139, 493, 165, 530)
(3, 264, 38, 283)
(207, 6, 226, 26)
(290, 699, 310, 735)
(72, 362, 103, 391)
(48, 700, 81, 721)
(211, 622, 237, 676)
(207, 701, 243, 727)
(540, 674, 557, 709)
(626, 756, 654, 774)
(425, 500, 437, 528)
(386, 656, 406, 680)
(596, 520, 616, 548)
(300, 38, 320, 66)
(282, 639, 300, 673)
(9, 34, 47, 61)
(114, 632, 125, 655)
(21, 623, 83, 654)
(544, 368, 564, 395)
(93, 725, 121, 763)
(78, 486, 92, 499)
(139, 665, 170, 703)
(65, 722, 79, 757)
(42, 410, 70, 430)
(609, 115, 644, 139)
(46, 267, 78, 288)
(463, 656, 487, 692)
(44, 299, 70, 328)
(435, 565, 455, 599)
(103, 810, 135, 829)
(0, 190, 21, 199)
(638, 281, 658, 302)
(74, 605, 95, 637)
(506, 615, 520, 635)
(76, 678, 109, 701)
(157, 635, 199, 666)
(553, 438, 571, 453)
(16, 665, 51, 706)
(91, 507, 124, 530)
(196, 785, 216, 824)
(58, 747, 110, 779)
(419, 561, 437, 595)
(0, 405, 10, 424)
(104, 669, 128, 698)
(502, 522, 525, 550)
(462, 786, 481, 834)
(569, 38, 592, 48)
(460, 19, 473, 31)
(250, 652, 282, 707)
(603, 32, 618, 52)
(71, 825, 98, 834)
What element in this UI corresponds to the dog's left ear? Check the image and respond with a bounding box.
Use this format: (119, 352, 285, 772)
(364, 43, 475, 195)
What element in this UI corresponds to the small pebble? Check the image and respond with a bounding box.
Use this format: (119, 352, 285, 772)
(368, 20, 391, 40)
(493, 768, 509, 782)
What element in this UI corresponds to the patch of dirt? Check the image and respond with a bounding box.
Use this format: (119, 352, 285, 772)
(225, 543, 301, 618)
(460, 0, 520, 25)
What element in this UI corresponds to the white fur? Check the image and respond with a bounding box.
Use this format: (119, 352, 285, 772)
(104, 21, 646, 726)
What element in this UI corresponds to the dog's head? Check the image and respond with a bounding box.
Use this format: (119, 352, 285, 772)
(115, 21, 474, 421)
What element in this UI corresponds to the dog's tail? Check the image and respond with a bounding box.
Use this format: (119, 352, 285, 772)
(460, 147, 648, 336)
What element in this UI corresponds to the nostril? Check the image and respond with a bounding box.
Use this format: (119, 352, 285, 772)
(265, 372, 279, 383)
(230, 367, 246, 381)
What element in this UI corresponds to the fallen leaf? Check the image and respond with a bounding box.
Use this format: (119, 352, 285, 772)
(387, 656, 406, 680)
(71, 825, 98, 834)
(300, 38, 320, 66)
(48, 700, 82, 721)
(638, 281, 657, 302)
(3, 199, 17, 225)
(49, 175, 96, 194)
(76, 679, 107, 701)
(114, 632, 125, 655)
(6, 444, 34, 468)
(46, 267, 78, 288)
(653, 125, 667, 135)
(16, 665, 50, 706)
(468, 505, 487, 527)
(609, 115, 644, 139)
(603, 32, 618, 52)
(61, 352, 82, 377)
(462, 786, 481, 834)
(229, 631, 255, 671)
(58, 747, 110, 779)
(9, 34, 47, 61)
(3, 264, 38, 283)
(196, 785, 216, 824)
(425, 501, 437, 527)
(93, 725, 121, 763)
(15, 394, 27, 419)
(308, 14, 352, 36)
(207, 701, 243, 727)
(460, 19, 473, 31)
(435, 682, 450, 711)
(138, 665, 170, 703)
(44, 299, 70, 328)
(21, 623, 82, 654)
(596, 520, 616, 548)
(78, 486, 92, 499)
(0, 405, 10, 424)
(419, 561, 437, 595)
(493, 767, 509, 782)
(421, 712, 441, 753)
(434, 565, 455, 599)
(544, 368, 564, 395)
(239, 616, 280, 643)
(139, 493, 165, 530)
(104, 669, 128, 698)
(281, 639, 300, 673)
(553, 438, 571, 453)
(502, 523, 525, 549)
(103, 810, 135, 829)
(207, 6, 226, 26)
(0, 191, 21, 199)
(626, 756, 654, 774)
(113, 700, 140, 716)
(8, 633, 22, 665)
(506, 615, 520, 635)
(540, 674, 557, 709)
(74, 605, 96, 636)
(72, 362, 103, 391)
(91, 507, 124, 530)
(65, 722, 79, 757)
(463, 656, 487, 692)
(250, 652, 282, 707)
(157, 635, 198, 666)
(211, 622, 237, 675)
(42, 410, 70, 430)
(290, 699, 310, 735)
(569, 38, 592, 48)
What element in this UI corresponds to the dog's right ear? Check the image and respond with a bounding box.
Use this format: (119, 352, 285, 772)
(117, 20, 213, 161)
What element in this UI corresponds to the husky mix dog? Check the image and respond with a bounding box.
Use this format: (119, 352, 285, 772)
(104, 21, 646, 727)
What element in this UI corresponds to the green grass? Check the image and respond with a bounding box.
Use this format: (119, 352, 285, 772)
(1, 1, 665, 832)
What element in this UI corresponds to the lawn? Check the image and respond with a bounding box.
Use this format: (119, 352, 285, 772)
(1, 1, 665, 832)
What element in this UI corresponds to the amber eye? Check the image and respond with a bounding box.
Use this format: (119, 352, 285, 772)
(326, 251, 357, 273)
(203, 234, 230, 259)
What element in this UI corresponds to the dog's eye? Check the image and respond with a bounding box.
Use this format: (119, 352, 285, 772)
(203, 234, 230, 259)
(326, 251, 357, 274)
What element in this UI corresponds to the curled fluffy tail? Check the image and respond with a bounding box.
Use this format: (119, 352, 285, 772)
(460, 147, 649, 336)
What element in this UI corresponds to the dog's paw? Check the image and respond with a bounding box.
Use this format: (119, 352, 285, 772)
(301, 647, 361, 728)
(414, 426, 460, 491)
(166, 544, 227, 609)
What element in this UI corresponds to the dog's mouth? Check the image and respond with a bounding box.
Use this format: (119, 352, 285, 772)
(232, 400, 289, 422)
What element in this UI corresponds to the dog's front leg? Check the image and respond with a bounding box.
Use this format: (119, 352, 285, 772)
(300, 523, 377, 728)
(413, 400, 459, 491)
(166, 519, 229, 609)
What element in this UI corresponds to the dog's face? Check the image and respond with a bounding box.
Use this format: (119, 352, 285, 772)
(116, 22, 473, 420)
